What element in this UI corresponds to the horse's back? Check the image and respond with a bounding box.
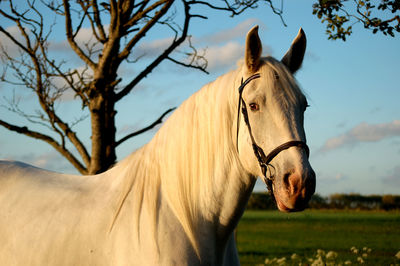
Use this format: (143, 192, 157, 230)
(0, 160, 114, 265)
(0, 160, 96, 210)
(0, 160, 79, 192)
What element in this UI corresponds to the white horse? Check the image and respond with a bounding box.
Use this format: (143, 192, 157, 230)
(0, 26, 315, 265)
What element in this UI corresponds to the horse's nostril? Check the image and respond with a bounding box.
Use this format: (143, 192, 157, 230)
(283, 170, 300, 196)
(289, 174, 301, 196)
(283, 172, 290, 191)
(278, 168, 315, 211)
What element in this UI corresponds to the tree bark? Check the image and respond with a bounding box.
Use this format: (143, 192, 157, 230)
(89, 88, 117, 174)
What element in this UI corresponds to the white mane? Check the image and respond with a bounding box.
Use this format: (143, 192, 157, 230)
(111, 69, 240, 252)
(110, 57, 304, 253)
(0, 26, 315, 266)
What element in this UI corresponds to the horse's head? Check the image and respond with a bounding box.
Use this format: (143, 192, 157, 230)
(237, 26, 315, 212)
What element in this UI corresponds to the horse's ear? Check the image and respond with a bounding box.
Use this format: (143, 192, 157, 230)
(281, 28, 306, 74)
(245, 25, 262, 73)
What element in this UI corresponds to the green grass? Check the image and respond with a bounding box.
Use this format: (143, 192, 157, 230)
(236, 210, 400, 265)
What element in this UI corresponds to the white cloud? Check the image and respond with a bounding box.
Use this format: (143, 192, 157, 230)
(198, 18, 263, 45)
(50, 25, 108, 53)
(131, 19, 267, 73)
(131, 36, 244, 73)
(205, 42, 244, 72)
(0, 26, 27, 57)
(118, 122, 145, 136)
(315, 171, 350, 195)
(133, 37, 174, 59)
(318, 171, 349, 183)
(31, 152, 59, 169)
(42, 66, 94, 102)
(0, 25, 103, 58)
(320, 120, 400, 152)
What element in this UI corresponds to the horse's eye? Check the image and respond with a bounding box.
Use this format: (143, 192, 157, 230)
(249, 103, 259, 111)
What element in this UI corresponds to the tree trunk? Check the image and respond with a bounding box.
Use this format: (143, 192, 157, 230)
(89, 86, 117, 174)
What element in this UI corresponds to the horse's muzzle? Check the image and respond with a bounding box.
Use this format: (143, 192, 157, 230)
(275, 167, 316, 212)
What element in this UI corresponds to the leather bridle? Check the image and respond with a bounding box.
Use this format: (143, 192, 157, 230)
(236, 73, 310, 196)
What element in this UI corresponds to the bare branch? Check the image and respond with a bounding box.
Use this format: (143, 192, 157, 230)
(0, 1, 92, 168)
(127, 0, 150, 22)
(115, 107, 176, 147)
(169, 34, 208, 73)
(187, 0, 254, 16)
(63, 0, 97, 69)
(35, 93, 92, 167)
(91, 0, 108, 42)
(167, 56, 208, 74)
(71, 3, 87, 39)
(166, 35, 208, 74)
(118, 0, 174, 61)
(43, 59, 90, 107)
(188, 0, 257, 16)
(108, 0, 119, 35)
(189, 0, 286, 23)
(1, 91, 55, 132)
(0, 119, 87, 174)
(124, 0, 170, 29)
(0, 25, 31, 56)
(116, 1, 190, 101)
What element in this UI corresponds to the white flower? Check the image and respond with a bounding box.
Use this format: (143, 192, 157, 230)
(395, 251, 400, 259)
(276, 257, 286, 265)
(344, 260, 352, 265)
(311, 257, 324, 266)
(326, 251, 338, 260)
(264, 257, 279, 264)
(350, 247, 359, 254)
(317, 249, 326, 257)
(291, 253, 300, 260)
(362, 253, 368, 258)
(357, 256, 365, 264)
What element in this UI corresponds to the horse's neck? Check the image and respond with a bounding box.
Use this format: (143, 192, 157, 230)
(152, 70, 256, 240)
(110, 69, 256, 259)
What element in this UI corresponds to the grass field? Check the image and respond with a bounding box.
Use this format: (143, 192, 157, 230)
(236, 210, 400, 265)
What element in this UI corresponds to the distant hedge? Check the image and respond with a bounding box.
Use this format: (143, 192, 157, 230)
(246, 192, 400, 210)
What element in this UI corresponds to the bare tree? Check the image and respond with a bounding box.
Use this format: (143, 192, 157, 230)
(0, 0, 284, 174)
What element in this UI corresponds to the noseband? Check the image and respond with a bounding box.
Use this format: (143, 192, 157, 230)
(236, 73, 310, 195)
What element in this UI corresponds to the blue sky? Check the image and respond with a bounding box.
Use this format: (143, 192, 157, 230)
(0, 2, 399, 196)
